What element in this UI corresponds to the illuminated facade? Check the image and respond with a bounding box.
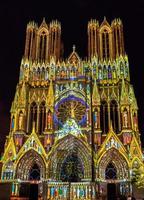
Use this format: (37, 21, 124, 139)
(0, 18, 144, 199)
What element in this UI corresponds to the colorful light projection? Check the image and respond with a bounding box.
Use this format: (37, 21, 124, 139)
(54, 95, 88, 127)
(56, 118, 83, 139)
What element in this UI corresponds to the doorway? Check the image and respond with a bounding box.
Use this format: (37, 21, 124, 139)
(29, 183, 38, 200)
(107, 183, 117, 200)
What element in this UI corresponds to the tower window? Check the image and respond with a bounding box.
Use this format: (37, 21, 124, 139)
(102, 29, 110, 60)
(100, 101, 108, 134)
(29, 102, 37, 132)
(110, 100, 119, 133)
(39, 102, 46, 134)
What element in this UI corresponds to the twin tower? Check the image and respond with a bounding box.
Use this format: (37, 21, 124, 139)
(1, 17, 143, 199)
(24, 17, 124, 61)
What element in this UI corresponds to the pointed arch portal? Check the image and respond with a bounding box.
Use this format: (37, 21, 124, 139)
(48, 135, 92, 181)
(98, 148, 129, 181)
(15, 150, 46, 180)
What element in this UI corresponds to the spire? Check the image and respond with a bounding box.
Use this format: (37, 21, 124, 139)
(68, 45, 80, 64)
(46, 80, 54, 111)
(42, 17, 46, 23)
(100, 16, 111, 28)
(104, 16, 106, 21)
(120, 78, 129, 105)
(19, 81, 27, 107)
(101, 87, 107, 100)
(129, 85, 138, 109)
(72, 44, 76, 52)
(92, 79, 100, 105)
(39, 17, 48, 29)
(11, 86, 19, 112)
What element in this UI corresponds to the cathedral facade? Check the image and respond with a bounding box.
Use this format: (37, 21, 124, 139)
(0, 18, 144, 199)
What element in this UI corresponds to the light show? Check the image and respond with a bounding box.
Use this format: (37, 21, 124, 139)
(0, 17, 144, 199)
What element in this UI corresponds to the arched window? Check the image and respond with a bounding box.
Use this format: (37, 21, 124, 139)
(45, 67, 49, 80)
(125, 64, 129, 78)
(108, 65, 112, 79)
(41, 67, 45, 80)
(102, 29, 110, 59)
(39, 31, 48, 60)
(56, 66, 60, 79)
(37, 67, 41, 80)
(112, 66, 116, 79)
(39, 102, 46, 134)
(33, 68, 37, 80)
(100, 101, 108, 134)
(110, 100, 119, 133)
(103, 66, 107, 80)
(29, 102, 37, 132)
(105, 162, 117, 179)
(27, 31, 34, 59)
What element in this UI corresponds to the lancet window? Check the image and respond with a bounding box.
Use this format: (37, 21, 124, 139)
(102, 29, 110, 59)
(39, 101, 46, 133)
(39, 31, 48, 61)
(29, 102, 37, 132)
(100, 101, 108, 134)
(110, 100, 119, 133)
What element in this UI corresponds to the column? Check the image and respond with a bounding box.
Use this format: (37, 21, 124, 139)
(26, 105, 30, 133)
(36, 105, 40, 133)
(98, 107, 100, 129)
(85, 185, 88, 199)
(47, 186, 50, 199)
(11, 182, 15, 196)
(77, 185, 79, 199)
(15, 182, 19, 196)
(117, 105, 121, 131)
(108, 102, 111, 130)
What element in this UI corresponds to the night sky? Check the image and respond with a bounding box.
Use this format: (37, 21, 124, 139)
(0, 0, 144, 152)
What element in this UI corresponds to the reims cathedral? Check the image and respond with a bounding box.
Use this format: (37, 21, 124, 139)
(0, 18, 144, 199)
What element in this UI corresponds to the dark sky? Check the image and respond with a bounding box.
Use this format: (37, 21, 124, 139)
(0, 0, 144, 151)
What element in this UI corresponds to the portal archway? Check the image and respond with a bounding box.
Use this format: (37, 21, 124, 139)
(48, 135, 92, 181)
(15, 150, 46, 180)
(98, 148, 129, 180)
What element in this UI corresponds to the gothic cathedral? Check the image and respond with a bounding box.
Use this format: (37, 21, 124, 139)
(0, 18, 144, 199)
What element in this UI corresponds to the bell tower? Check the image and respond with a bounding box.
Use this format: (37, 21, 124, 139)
(0, 18, 144, 199)
(88, 17, 125, 60)
(24, 18, 61, 62)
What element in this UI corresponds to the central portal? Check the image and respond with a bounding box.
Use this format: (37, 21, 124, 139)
(107, 183, 117, 200)
(60, 153, 84, 182)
